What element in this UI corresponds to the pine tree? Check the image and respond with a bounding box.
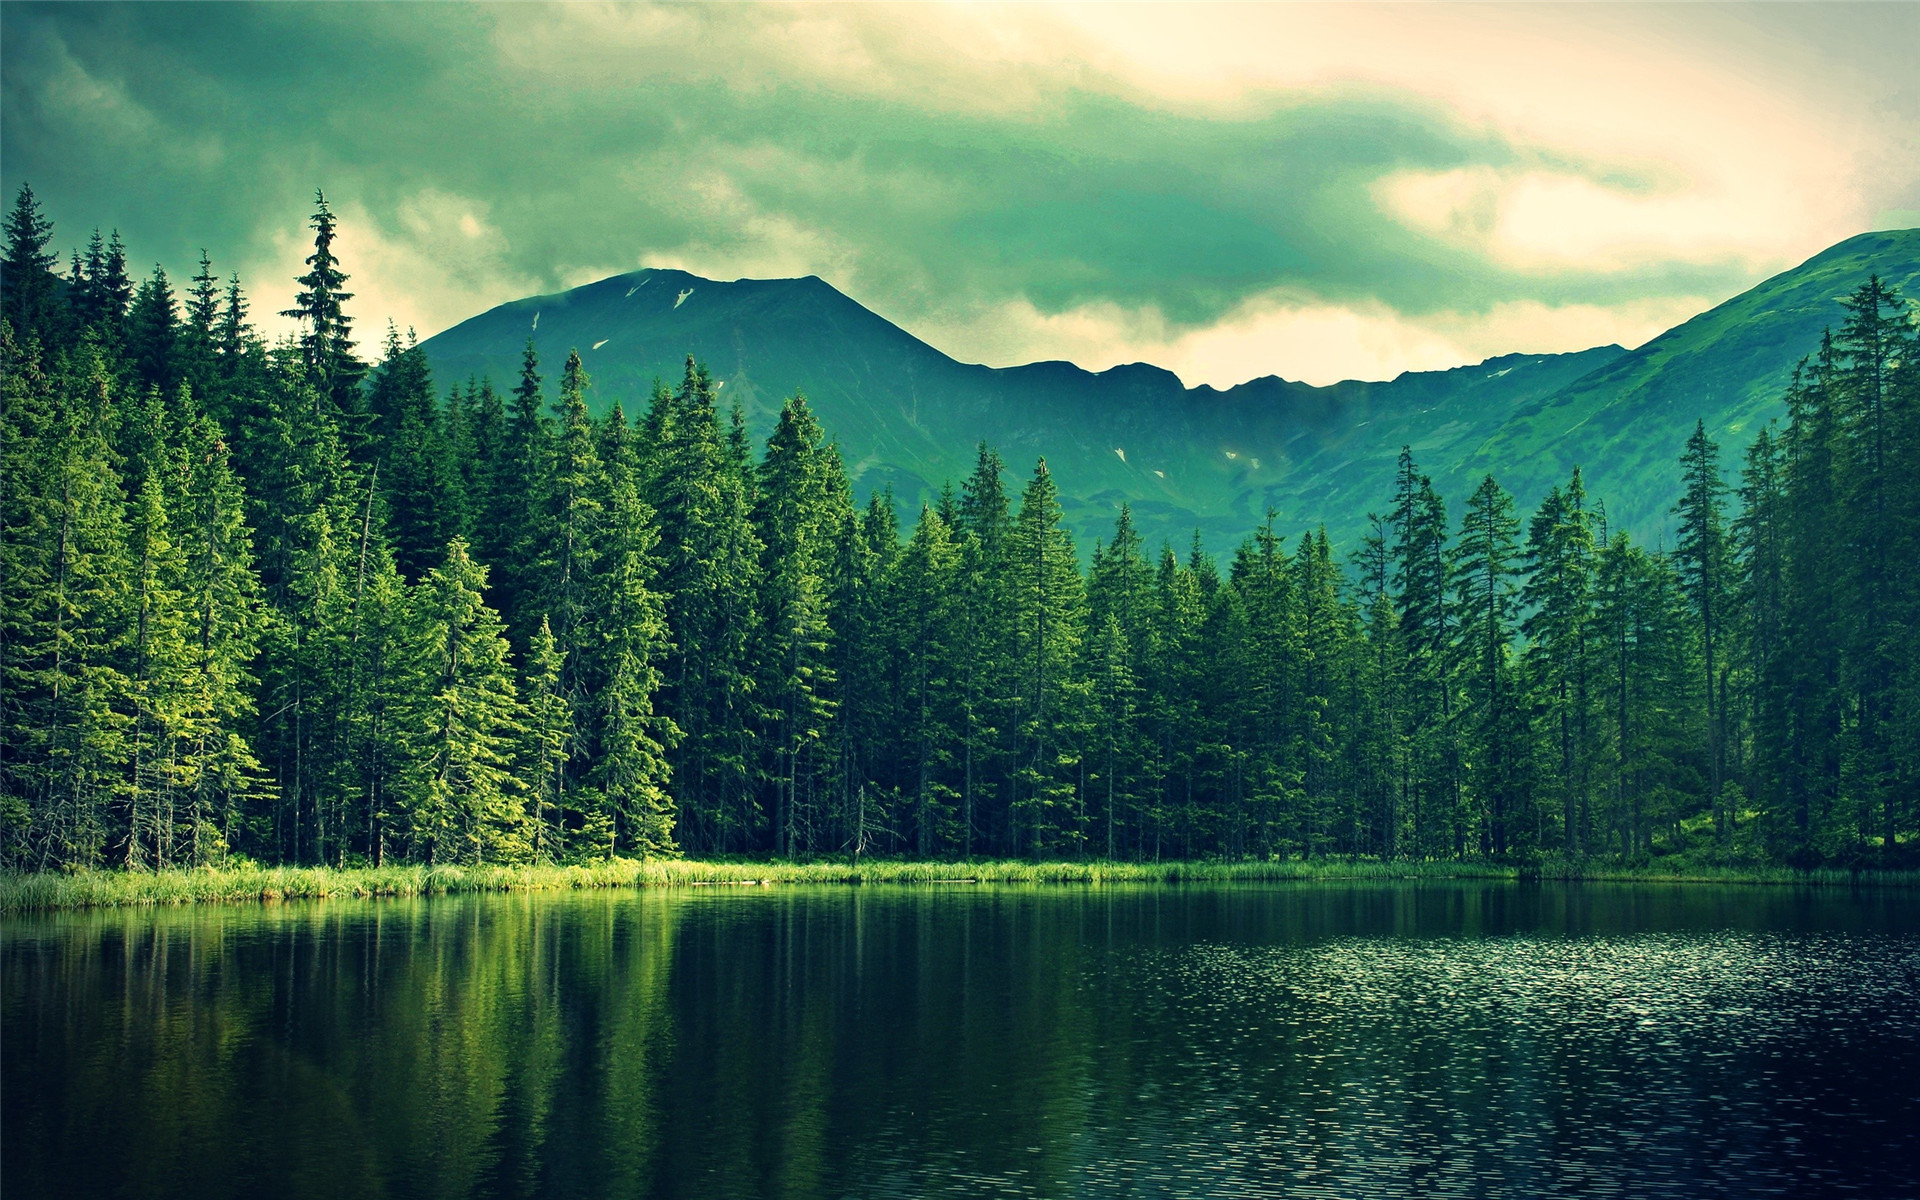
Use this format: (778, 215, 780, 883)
(177, 251, 222, 404)
(1453, 475, 1523, 856)
(534, 349, 602, 706)
(646, 358, 762, 852)
(461, 378, 509, 569)
(69, 231, 108, 334)
(98, 232, 134, 340)
(1834, 278, 1916, 853)
(1, 184, 64, 339)
(955, 443, 1016, 853)
(753, 394, 849, 855)
(171, 400, 265, 862)
(1087, 612, 1142, 860)
(217, 275, 251, 366)
(367, 326, 458, 578)
(825, 493, 895, 859)
(280, 190, 365, 420)
(397, 540, 530, 864)
(1523, 471, 1597, 857)
(893, 505, 963, 855)
(118, 383, 191, 867)
(1388, 449, 1457, 856)
(1294, 528, 1346, 856)
(124, 266, 179, 395)
(7, 348, 135, 867)
(519, 618, 571, 860)
(1087, 505, 1156, 856)
(490, 339, 551, 641)
(1232, 513, 1299, 859)
(584, 401, 678, 858)
(1009, 460, 1086, 857)
(1674, 421, 1732, 843)
(1778, 340, 1847, 860)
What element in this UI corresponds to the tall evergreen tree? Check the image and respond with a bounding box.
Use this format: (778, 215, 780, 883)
(1, 184, 64, 339)
(397, 540, 529, 864)
(1009, 460, 1086, 857)
(646, 358, 762, 852)
(753, 393, 849, 855)
(1453, 475, 1524, 855)
(280, 190, 365, 420)
(584, 400, 678, 858)
(1523, 471, 1597, 857)
(1674, 421, 1732, 842)
(124, 266, 179, 395)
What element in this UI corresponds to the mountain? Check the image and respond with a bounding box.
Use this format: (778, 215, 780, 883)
(419, 228, 1920, 554)
(1463, 228, 1920, 540)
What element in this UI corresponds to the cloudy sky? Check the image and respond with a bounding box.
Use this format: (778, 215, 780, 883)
(4, 2, 1916, 387)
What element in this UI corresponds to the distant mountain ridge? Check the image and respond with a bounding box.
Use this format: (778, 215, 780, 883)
(419, 228, 1920, 553)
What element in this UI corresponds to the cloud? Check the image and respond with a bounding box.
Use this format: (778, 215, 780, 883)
(249, 190, 551, 348)
(1372, 166, 1810, 277)
(2, 2, 1911, 387)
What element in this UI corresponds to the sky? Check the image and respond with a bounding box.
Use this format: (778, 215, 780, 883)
(4, 2, 1916, 388)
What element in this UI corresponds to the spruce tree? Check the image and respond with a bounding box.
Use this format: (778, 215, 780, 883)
(398, 539, 529, 864)
(1009, 460, 1086, 857)
(753, 394, 849, 855)
(646, 358, 762, 852)
(124, 266, 179, 395)
(533, 349, 602, 702)
(1453, 475, 1522, 855)
(280, 190, 365, 420)
(956, 443, 1016, 852)
(172, 399, 266, 862)
(519, 618, 571, 860)
(1, 184, 63, 339)
(11, 349, 135, 867)
(584, 400, 678, 858)
(1674, 421, 1731, 842)
(893, 505, 963, 854)
(1522, 471, 1597, 857)
(367, 326, 457, 578)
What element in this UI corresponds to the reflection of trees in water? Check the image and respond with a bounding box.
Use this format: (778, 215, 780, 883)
(5, 895, 681, 1199)
(5, 885, 1916, 1199)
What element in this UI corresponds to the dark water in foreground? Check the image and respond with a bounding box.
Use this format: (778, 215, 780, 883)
(5, 883, 1919, 1199)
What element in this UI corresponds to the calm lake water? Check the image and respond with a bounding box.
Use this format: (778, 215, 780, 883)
(5, 882, 1919, 1199)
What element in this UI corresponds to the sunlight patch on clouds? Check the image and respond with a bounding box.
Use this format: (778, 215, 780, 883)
(1035, 3, 1873, 271)
(1373, 167, 1809, 275)
(635, 164, 860, 285)
(249, 191, 550, 348)
(921, 290, 1711, 390)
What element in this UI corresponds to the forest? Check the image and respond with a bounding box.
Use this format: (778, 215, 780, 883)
(3, 186, 1916, 873)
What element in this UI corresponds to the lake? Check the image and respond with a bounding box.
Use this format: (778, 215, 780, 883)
(5, 882, 1918, 1198)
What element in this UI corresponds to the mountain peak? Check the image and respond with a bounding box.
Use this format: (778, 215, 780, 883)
(420, 229, 1917, 552)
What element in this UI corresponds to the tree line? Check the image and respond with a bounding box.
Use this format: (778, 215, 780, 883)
(3, 186, 1916, 871)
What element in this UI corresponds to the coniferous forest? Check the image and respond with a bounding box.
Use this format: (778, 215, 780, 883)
(4, 186, 1917, 874)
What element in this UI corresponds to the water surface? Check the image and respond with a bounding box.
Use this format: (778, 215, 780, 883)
(6, 882, 1918, 1198)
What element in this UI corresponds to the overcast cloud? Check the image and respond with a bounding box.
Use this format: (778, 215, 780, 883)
(4, 2, 1915, 386)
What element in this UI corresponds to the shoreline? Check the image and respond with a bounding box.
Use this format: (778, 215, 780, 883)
(3, 857, 1916, 912)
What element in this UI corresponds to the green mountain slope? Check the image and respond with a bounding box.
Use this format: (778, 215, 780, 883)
(1455, 228, 1920, 539)
(420, 228, 1918, 553)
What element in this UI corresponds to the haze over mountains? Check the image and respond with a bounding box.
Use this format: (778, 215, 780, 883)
(420, 228, 1920, 555)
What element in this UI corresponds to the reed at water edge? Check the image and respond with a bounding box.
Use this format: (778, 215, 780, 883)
(2, 856, 1914, 911)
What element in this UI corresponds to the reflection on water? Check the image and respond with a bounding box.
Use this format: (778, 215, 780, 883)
(4, 884, 1917, 1199)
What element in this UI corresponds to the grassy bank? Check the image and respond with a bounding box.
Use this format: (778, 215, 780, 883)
(2, 856, 1915, 912)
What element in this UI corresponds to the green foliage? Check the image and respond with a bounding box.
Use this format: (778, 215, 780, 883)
(397, 540, 530, 864)
(5, 186, 1916, 877)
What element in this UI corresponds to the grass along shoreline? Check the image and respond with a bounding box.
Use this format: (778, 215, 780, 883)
(2, 857, 1915, 911)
